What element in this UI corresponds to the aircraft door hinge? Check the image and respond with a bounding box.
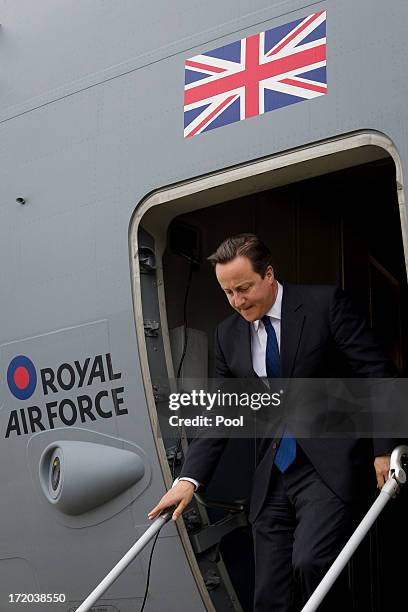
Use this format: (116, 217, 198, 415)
(204, 570, 221, 590)
(144, 320, 160, 337)
(166, 444, 183, 466)
(152, 384, 167, 403)
(138, 247, 156, 273)
(188, 509, 248, 555)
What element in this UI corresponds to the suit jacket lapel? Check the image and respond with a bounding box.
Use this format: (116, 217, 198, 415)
(280, 283, 305, 377)
(236, 316, 257, 377)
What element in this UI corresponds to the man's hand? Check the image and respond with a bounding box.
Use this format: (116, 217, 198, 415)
(374, 455, 391, 489)
(148, 480, 195, 521)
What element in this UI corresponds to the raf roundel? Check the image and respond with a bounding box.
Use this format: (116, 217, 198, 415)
(7, 355, 37, 400)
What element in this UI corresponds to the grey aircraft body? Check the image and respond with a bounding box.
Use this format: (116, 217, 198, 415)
(1, 1, 407, 611)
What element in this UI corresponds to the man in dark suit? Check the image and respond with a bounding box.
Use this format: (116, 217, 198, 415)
(149, 234, 395, 611)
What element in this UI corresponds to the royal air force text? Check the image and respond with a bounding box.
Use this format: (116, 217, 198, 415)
(6, 353, 126, 438)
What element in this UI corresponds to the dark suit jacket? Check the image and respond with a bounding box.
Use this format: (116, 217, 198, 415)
(180, 283, 397, 522)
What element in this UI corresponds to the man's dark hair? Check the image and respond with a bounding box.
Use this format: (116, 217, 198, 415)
(207, 234, 273, 277)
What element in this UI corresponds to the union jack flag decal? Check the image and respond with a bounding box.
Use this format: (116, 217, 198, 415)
(184, 10, 327, 138)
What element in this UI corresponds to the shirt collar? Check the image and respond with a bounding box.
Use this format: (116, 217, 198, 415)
(253, 281, 283, 332)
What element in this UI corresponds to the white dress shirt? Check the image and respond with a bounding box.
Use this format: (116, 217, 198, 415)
(251, 281, 282, 376)
(178, 282, 283, 490)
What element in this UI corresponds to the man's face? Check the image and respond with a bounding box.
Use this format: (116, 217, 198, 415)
(215, 256, 277, 322)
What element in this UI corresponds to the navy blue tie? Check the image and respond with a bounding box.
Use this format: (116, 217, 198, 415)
(262, 315, 296, 472)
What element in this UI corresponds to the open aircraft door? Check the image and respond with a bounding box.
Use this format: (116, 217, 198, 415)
(131, 131, 408, 612)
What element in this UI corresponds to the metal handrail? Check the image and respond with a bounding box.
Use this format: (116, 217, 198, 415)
(301, 445, 408, 612)
(75, 507, 175, 612)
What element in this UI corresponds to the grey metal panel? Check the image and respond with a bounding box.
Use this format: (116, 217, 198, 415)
(0, 0, 320, 118)
(2, 1, 408, 220)
(0, 323, 207, 609)
(0, 1, 407, 610)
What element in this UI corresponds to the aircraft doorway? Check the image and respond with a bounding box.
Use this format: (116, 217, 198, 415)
(163, 158, 407, 377)
(160, 158, 407, 611)
(132, 135, 408, 612)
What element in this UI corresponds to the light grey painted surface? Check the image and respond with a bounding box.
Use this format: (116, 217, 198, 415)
(0, 0, 407, 610)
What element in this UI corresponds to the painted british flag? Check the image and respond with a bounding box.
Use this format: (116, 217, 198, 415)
(184, 10, 327, 138)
